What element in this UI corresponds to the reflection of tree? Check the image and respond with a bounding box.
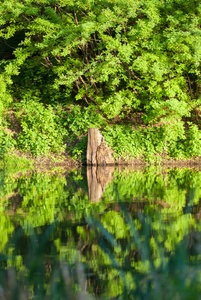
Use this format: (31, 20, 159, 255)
(0, 168, 201, 297)
(87, 166, 114, 202)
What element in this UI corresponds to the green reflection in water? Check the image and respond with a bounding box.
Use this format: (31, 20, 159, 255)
(0, 166, 200, 299)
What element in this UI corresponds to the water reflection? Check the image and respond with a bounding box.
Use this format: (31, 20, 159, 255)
(87, 165, 114, 202)
(0, 166, 201, 298)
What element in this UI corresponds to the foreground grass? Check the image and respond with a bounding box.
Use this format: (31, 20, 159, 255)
(0, 208, 200, 300)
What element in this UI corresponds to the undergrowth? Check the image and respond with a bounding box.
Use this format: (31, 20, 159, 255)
(14, 100, 67, 156)
(102, 119, 201, 162)
(1, 101, 201, 163)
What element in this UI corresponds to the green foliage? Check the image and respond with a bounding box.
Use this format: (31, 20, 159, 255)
(71, 136, 88, 162)
(0, 74, 13, 125)
(63, 105, 107, 137)
(103, 168, 201, 220)
(87, 209, 201, 299)
(1, 185, 201, 299)
(1, 153, 34, 172)
(1, 0, 201, 159)
(59, 105, 106, 160)
(1, 0, 201, 115)
(14, 100, 67, 156)
(1, 166, 201, 245)
(103, 117, 201, 161)
(0, 166, 201, 298)
(0, 129, 16, 154)
(184, 122, 201, 157)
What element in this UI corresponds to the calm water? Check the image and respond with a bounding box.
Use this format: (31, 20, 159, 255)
(0, 165, 201, 299)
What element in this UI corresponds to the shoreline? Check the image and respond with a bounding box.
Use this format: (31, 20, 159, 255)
(2, 150, 201, 172)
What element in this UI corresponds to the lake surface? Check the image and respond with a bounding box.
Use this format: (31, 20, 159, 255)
(0, 165, 201, 299)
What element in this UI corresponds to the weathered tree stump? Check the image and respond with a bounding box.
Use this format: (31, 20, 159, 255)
(87, 128, 114, 165)
(96, 141, 115, 165)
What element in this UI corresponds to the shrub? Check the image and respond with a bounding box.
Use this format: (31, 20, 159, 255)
(0, 129, 16, 155)
(14, 100, 67, 156)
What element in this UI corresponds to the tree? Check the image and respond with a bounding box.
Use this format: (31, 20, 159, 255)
(1, 0, 201, 158)
(0, 0, 201, 117)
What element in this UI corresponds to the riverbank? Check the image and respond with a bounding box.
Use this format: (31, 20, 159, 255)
(0, 150, 79, 173)
(2, 149, 201, 174)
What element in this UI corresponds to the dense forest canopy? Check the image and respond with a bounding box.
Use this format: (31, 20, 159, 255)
(1, 0, 201, 159)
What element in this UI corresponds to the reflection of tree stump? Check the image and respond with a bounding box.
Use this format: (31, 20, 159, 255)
(87, 128, 114, 165)
(87, 165, 114, 202)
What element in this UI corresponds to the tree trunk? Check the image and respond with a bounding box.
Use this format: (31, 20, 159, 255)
(87, 128, 115, 165)
(87, 128, 105, 165)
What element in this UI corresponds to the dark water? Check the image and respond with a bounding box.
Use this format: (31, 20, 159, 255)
(0, 165, 201, 299)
